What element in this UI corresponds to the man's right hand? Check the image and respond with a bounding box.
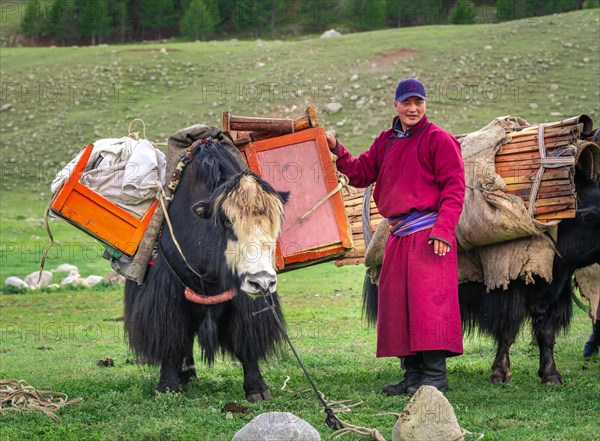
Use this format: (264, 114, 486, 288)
(326, 133, 337, 151)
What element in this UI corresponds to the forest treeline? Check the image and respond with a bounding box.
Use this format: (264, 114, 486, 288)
(19, 0, 595, 45)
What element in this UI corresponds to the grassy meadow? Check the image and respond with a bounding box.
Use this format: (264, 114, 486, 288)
(1, 9, 599, 440)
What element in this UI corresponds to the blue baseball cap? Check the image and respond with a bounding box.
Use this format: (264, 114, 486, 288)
(395, 78, 426, 102)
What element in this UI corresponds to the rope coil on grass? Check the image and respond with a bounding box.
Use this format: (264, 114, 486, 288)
(0, 379, 82, 421)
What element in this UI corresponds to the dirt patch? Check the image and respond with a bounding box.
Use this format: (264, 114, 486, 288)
(221, 402, 250, 414)
(358, 48, 417, 72)
(125, 48, 181, 53)
(97, 358, 114, 367)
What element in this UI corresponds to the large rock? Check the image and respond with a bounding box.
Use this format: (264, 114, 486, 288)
(24, 271, 53, 288)
(392, 386, 466, 441)
(232, 412, 320, 441)
(321, 29, 341, 38)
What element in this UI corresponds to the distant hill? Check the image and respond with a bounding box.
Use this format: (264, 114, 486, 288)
(0, 9, 598, 277)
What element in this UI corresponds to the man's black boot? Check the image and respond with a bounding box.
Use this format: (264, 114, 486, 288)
(583, 321, 600, 358)
(407, 350, 448, 396)
(382, 354, 422, 396)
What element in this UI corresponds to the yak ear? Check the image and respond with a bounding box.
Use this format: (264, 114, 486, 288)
(278, 191, 290, 205)
(192, 200, 211, 219)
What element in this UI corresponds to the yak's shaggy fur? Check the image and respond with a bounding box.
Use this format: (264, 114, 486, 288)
(125, 141, 288, 401)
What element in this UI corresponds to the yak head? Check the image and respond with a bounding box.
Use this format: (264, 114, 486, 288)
(575, 167, 600, 227)
(193, 171, 289, 296)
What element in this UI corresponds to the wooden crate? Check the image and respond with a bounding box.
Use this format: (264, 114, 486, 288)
(336, 186, 381, 267)
(497, 121, 582, 221)
(50, 144, 158, 257)
(239, 127, 353, 272)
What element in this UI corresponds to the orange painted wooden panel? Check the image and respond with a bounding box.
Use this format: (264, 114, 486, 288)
(50, 143, 159, 257)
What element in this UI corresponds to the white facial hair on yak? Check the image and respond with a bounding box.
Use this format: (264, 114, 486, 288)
(216, 174, 285, 296)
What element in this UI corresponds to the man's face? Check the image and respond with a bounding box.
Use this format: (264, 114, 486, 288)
(394, 96, 426, 130)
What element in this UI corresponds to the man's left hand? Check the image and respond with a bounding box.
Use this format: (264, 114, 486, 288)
(428, 239, 450, 256)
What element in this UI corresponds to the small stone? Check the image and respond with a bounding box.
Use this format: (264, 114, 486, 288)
(350, 74, 359, 82)
(255, 62, 266, 68)
(324, 102, 343, 114)
(484, 45, 492, 50)
(529, 103, 538, 109)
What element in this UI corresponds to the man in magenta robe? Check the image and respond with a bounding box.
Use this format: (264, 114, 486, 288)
(327, 78, 465, 395)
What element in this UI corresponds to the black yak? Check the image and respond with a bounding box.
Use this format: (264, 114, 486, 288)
(458, 167, 600, 384)
(124, 140, 289, 401)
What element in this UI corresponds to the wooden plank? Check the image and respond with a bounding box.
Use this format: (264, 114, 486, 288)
(535, 209, 577, 221)
(504, 178, 572, 192)
(510, 187, 574, 201)
(531, 203, 572, 215)
(335, 257, 365, 266)
(501, 169, 570, 185)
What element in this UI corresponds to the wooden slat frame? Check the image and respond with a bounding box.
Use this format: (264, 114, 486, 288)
(240, 127, 353, 271)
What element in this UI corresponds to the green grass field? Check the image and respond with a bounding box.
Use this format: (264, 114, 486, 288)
(0, 265, 598, 440)
(1, 9, 599, 440)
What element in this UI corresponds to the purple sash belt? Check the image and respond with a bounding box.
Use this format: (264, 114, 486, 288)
(389, 210, 438, 237)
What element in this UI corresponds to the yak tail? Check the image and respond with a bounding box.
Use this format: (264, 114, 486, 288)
(362, 271, 379, 327)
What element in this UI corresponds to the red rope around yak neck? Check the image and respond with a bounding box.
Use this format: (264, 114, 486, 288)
(184, 287, 237, 305)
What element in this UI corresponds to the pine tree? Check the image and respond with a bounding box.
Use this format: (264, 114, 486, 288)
(80, 0, 111, 45)
(362, 0, 386, 30)
(21, 0, 44, 41)
(113, 0, 130, 43)
(141, 0, 178, 39)
(180, 0, 220, 40)
(47, 0, 81, 44)
(450, 0, 476, 24)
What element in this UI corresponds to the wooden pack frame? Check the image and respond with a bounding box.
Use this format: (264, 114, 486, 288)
(50, 144, 159, 257)
(239, 127, 353, 271)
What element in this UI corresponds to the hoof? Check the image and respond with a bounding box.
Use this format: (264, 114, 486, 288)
(488, 371, 511, 384)
(156, 382, 183, 394)
(246, 388, 271, 402)
(541, 374, 563, 385)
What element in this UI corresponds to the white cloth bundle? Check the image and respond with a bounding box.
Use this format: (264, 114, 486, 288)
(51, 137, 167, 218)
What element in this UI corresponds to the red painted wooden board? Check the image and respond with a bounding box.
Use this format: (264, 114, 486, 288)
(240, 127, 353, 271)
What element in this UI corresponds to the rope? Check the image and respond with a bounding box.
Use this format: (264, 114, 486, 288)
(0, 379, 81, 421)
(528, 123, 576, 217)
(362, 185, 374, 248)
(157, 190, 211, 282)
(38, 195, 58, 284)
(128, 118, 147, 140)
(331, 421, 386, 440)
(283, 173, 351, 235)
(253, 295, 344, 431)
